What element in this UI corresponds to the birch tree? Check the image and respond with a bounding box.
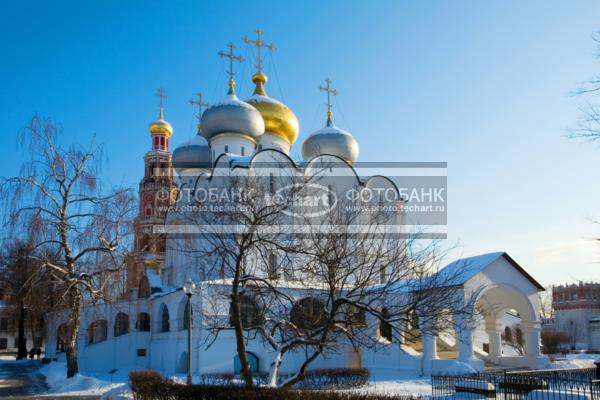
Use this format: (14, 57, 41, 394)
(1, 117, 135, 377)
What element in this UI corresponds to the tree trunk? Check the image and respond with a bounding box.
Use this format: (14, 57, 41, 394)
(231, 279, 253, 387)
(65, 288, 81, 378)
(267, 350, 283, 387)
(16, 301, 27, 360)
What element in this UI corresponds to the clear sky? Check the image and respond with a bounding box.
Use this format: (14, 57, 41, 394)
(2, 0, 600, 286)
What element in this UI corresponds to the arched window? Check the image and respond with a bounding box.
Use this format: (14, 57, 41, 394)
(291, 297, 326, 330)
(379, 307, 392, 342)
(138, 276, 151, 298)
(183, 301, 191, 330)
(159, 304, 170, 332)
(114, 312, 129, 337)
(348, 305, 366, 327)
(229, 295, 262, 328)
(136, 312, 151, 332)
(268, 253, 278, 279)
(87, 320, 108, 344)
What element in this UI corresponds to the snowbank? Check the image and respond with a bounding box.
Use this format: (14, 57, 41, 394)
(443, 361, 478, 375)
(39, 361, 132, 399)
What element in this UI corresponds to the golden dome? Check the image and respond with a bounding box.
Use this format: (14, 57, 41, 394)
(149, 108, 173, 138)
(245, 73, 299, 144)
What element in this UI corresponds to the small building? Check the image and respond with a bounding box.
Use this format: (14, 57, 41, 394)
(552, 282, 600, 350)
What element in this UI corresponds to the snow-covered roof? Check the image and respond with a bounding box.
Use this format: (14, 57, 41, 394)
(436, 252, 544, 290)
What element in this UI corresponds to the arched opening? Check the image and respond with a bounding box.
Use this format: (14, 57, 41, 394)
(56, 323, 68, 352)
(229, 295, 262, 328)
(403, 311, 422, 352)
(158, 303, 170, 332)
(234, 351, 260, 374)
(179, 298, 192, 331)
(87, 320, 107, 344)
(114, 312, 129, 337)
(291, 297, 326, 331)
(471, 284, 540, 368)
(379, 307, 392, 342)
(136, 312, 151, 332)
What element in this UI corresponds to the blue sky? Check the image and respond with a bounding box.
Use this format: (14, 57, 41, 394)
(2, 0, 600, 285)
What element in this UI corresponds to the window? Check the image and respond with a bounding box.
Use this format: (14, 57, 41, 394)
(379, 307, 392, 342)
(160, 304, 170, 332)
(269, 173, 275, 194)
(0, 338, 7, 350)
(181, 300, 192, 331)
(225, 145, 229, 153)
(268, 253, 278, 279)
(87, 320, 108, 344)
(258, 144, 263, 151)
(291, 297, 326, 331)
(14, 338, 18, 348)
(114, 312, 129, 337)
(136, 313, 151, 332)
(0, 318, 7, 331)
(348, 305, 366, 327)
(241, 146, 245, 156)
(230, 295, 262, 328)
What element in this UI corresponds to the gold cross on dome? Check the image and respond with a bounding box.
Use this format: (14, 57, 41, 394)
(319, 78, 337, 120)
(189, 92, 209, 123)
(243, 29, 275, 74)
(155, 87, 167, 118)
(218, 43, 244, 92)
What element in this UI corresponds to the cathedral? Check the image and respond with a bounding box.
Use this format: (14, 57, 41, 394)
(44, 32, 547, 377)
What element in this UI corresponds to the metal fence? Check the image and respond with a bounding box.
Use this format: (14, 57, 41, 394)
(432, 367, 600, 399)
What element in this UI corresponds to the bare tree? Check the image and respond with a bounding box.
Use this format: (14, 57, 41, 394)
(538, 286, 554, 319)
(0, 117, 135, 378)
(570, 32, 600, 141)
(179, 158, 468, 387)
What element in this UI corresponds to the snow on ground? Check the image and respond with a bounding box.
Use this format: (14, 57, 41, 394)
(545, 353, 600, 369)
(39, 361, 132, 399)
(352, 369, 432, 397)
(29, 353, 600, 399)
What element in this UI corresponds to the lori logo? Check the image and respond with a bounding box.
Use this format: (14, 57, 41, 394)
(270, 183, 337, 218)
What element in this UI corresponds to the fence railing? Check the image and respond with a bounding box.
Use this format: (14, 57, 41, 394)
(432, 367, 600, 399)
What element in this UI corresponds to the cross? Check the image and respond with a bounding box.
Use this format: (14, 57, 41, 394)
(156, 87, 167, 109)
(218, 43, 244, 92)
(189, 92, 209, 123)
(319, 78, 337, 120)
(242, 29, 275, 74)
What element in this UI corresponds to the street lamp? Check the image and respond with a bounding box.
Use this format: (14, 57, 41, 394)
(182, 278, 196, 385)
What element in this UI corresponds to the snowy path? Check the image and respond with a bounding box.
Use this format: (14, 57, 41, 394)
(0, 359, 49, 397)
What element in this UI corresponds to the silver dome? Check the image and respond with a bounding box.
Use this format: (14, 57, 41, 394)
(172, 134, 212, 171)
(302, 121, 359, 163)
(199, 93, 265, 141)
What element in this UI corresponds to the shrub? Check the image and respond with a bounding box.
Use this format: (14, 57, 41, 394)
(295, 368, 370, 389)
(541, 330, 571, 354)
(130, 370, 414, 400)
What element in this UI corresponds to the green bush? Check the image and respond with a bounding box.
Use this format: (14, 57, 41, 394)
(130, 370, 416, 400)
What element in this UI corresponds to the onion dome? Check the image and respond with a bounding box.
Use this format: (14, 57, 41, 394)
(245, 73, 299, 144)
(149, 106, 173, 138)
(302, 118, 359, 164)
(172, 134, 211, 173)
(199, 91, 265, 142)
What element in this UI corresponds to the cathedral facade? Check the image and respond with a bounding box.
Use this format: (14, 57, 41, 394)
(44, 34, 547, 377)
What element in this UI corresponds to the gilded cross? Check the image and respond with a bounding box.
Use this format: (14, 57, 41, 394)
(189, 92, 209, 123)
(319, 78, 337, 120)
(242, 29, 275, 74)
(218, 43, 244, 92)
(155, 87, 167, 118)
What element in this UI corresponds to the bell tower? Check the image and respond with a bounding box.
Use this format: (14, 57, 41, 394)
(126, 88, 177, 298)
